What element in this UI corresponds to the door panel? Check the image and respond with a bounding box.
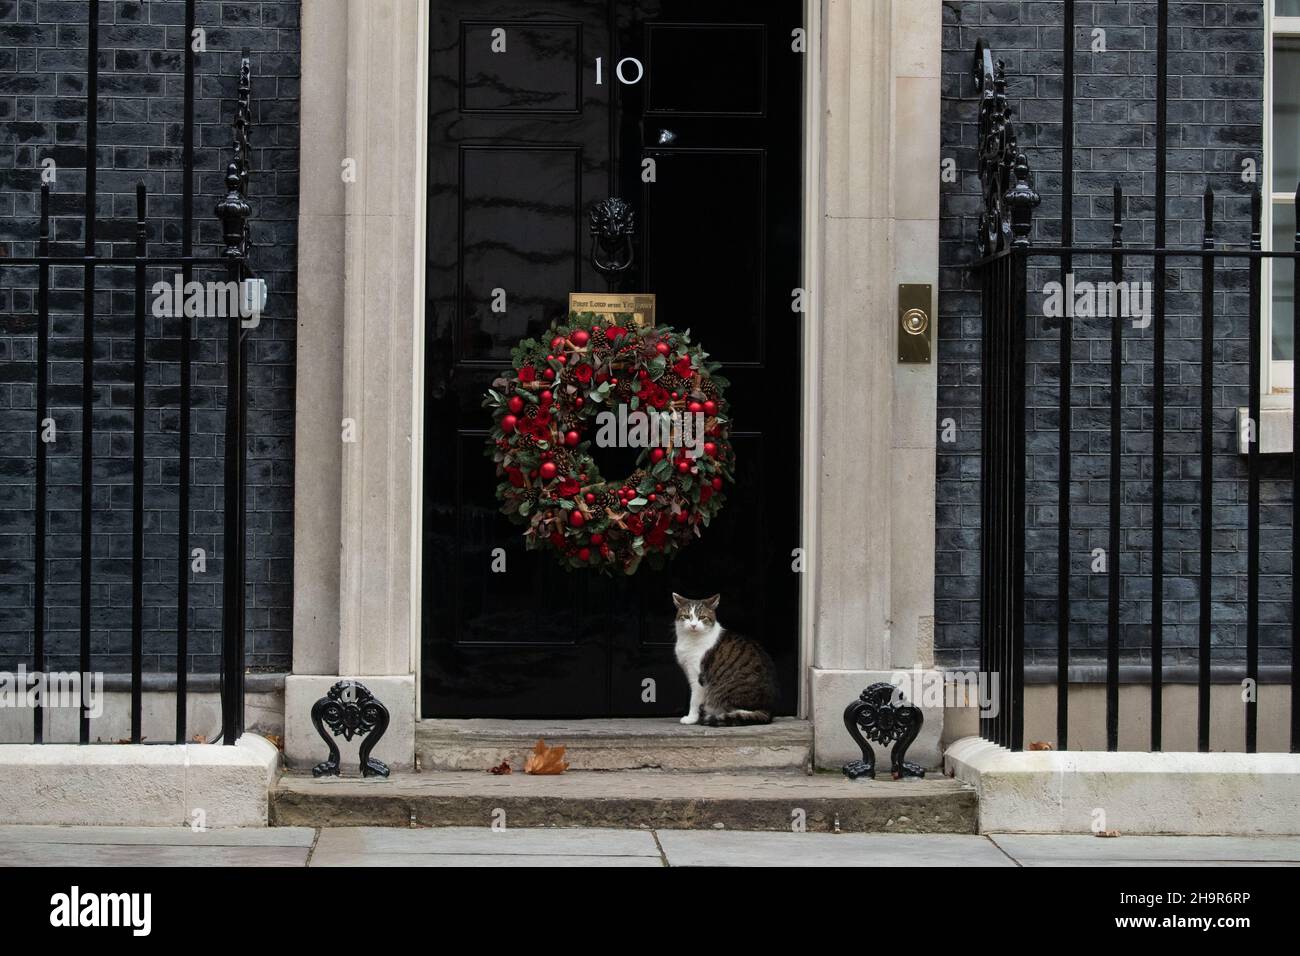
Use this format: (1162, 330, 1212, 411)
(423, 0, 802, 718)
(644, 24, 767, 115)
(641, 149, 768, 365)
(457, 145, 584, 362)
(460, 21, 585, 113)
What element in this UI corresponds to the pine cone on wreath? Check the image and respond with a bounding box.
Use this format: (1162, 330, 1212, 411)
(661, 374, 687, 395)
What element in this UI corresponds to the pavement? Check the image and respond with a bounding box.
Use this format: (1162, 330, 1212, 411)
(0, 826, 1298, 867)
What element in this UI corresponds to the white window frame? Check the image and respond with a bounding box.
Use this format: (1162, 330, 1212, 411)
(1263, 4, 1298, 403)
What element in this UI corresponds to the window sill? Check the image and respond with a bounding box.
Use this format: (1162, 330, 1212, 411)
(1236, 402, 1295, 455)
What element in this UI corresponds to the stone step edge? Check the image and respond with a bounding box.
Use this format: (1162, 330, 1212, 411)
(414, 734, 813, 747)
(415, 717, 810, 735)
(269, 789, 977, 834)
(416, 744, 813, 773)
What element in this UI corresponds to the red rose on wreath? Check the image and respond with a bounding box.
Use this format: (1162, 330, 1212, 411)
(486, 312, 734, 574)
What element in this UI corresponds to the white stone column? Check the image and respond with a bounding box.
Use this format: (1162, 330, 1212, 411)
(335, 0, 423, 680)
(290, 0, 347, 678)
(285, 0, 426, 771)
(809, 0, 943, 768)
(888, 0, 941, 675)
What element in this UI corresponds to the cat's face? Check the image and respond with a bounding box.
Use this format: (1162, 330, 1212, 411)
(672, 592, 720, 635)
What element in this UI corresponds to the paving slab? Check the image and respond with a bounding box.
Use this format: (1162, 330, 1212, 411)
(655, 830, 1014, 867)
(0, 843, 309, 867)
(312, 852, 663, 867)
(992, 834, 1300, 867)
(2, 827, 1300, 867)
(0, 825, 315, 847)
(272, 770, 977, 833)
(311, 825, 660, 860)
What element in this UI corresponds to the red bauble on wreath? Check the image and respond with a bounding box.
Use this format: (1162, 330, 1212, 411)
(485, 312, 735, 574)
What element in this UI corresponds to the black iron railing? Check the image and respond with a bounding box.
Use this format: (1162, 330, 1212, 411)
(5, 1, 253, 745)
(969, 29, 1298, 755)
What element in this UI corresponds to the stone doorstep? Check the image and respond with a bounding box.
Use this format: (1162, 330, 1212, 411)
(269, 770, 978, 833)
(0, 734, 280, 828)
(416, 717, 814, 772)
(947, 736, 1300, 836)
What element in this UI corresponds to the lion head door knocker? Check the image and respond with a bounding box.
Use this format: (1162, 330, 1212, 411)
(842, 682, 926, 781)
(589, 197, 636, 276)
(310, 680, 391, 778)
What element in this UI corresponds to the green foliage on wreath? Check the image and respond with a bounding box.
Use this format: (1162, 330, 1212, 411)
(485, 312, 735, 574)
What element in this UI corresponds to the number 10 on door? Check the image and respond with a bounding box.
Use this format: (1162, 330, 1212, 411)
(595, 56, 644, 86)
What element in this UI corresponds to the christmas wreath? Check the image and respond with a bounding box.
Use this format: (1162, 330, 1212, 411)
(485, 312, 735, 574)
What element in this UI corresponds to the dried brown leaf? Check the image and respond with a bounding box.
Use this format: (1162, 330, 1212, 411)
(523, 738, 569, 775)
(488, 760, 512, 775)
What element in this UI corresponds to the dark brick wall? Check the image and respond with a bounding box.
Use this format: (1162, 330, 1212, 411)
(938, 0, 1294, 669)
(0, 0, 299, 675)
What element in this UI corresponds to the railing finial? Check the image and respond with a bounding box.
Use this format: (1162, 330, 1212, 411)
(215, 50, 253, 261)
(1006, 151, 1040, 247)
(973, 39, 1038, 255)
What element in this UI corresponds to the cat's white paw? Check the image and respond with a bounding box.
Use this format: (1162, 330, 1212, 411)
(680, 714, 698, 725)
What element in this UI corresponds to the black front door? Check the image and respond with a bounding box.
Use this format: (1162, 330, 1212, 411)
(422, 0, 803, 717)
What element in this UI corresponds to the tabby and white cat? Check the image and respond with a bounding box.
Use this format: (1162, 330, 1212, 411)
(672, 592, 778, 726)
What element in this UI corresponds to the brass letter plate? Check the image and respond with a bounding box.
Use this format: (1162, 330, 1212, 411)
(898, 283, 932, 364)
